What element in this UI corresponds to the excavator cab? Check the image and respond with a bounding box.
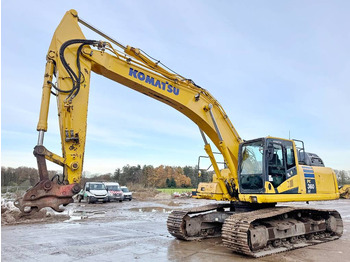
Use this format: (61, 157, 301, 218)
(238, 137, 296, 194)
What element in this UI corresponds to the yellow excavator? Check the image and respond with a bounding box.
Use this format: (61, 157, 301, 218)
(15, 10, 343, 258)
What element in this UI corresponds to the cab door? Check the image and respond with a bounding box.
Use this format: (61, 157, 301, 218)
(266, 142, 286, 188)
(266, 139, 298, 192)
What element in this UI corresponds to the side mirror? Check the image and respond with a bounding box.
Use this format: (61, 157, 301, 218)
(86, 186, 90, 191)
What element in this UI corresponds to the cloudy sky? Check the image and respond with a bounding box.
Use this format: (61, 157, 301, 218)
(2, 0, 350, 174)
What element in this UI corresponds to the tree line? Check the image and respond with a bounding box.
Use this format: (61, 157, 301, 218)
(2, 166, 350, 188)
(1, 165, 213, 188)
(1, 166, 55, 187)
(86, 165, 213, 188)
(334, 169, 350, 186)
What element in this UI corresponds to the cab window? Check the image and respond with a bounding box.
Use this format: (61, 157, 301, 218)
(286, 145, 296, 170)
(267, 143, 286, 188)
(240, 141, 264, 190)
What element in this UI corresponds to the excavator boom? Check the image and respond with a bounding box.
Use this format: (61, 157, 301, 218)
(15, 9, 242, 213)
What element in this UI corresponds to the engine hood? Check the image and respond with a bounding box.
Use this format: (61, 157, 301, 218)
(90, 189, 107, 196)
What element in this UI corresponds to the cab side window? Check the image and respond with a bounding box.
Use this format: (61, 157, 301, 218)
(286, 145, 296, 170)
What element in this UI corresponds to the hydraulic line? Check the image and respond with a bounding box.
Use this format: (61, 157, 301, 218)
(78, 15, 202, 89)
(59, 39, 99, 100)
(78, 17, 126, 50)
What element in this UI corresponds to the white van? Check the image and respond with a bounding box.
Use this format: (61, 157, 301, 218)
(121, 186, 132, 201)
(77, 182, 109, 203)
(104, 182, 124, 202)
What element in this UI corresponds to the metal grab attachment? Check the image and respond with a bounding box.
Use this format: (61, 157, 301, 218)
(14, 182, 80, 214)
(14, 145, 81, 214)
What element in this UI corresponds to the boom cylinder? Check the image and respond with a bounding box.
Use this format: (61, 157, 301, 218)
(207, 105, 239, 187)
(208, 104, 223, 141)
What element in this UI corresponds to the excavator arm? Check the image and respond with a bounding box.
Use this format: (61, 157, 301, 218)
(15, 9, 242, 213)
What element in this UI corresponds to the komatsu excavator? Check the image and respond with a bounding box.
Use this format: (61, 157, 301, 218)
(15, 10, 343, 257)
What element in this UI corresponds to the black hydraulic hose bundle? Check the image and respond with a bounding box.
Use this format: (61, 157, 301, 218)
(49, 39, 99, 101)
(53, 39, 202, 100)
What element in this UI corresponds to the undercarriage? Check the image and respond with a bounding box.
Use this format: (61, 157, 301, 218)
(167, 203, 343, 257)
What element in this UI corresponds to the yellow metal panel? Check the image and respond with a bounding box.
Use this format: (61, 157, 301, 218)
(264, 182, 276, 193)
(276, 176, 300, 193)
(196, 182, 226, 201)
(313, 166, 339, 194)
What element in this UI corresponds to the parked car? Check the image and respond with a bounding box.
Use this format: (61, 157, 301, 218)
(77, 182, 109, 204)
(104, 182, 124, 202)
(121, 186, 132, 201)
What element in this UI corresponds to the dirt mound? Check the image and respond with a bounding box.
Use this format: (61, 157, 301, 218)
(133, 191, 159, 200)
(1, 200, 69, 225)
(166, 201, 181, 206)
(2, 201, 43, 225)
(154, 192, 172, 200)
(126, 183, 160, 200)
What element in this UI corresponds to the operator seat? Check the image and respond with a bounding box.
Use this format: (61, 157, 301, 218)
(270, 153, 281, 166)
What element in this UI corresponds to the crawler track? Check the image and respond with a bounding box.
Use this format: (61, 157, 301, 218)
(222, 207, 343, 257)
(167, 203, 232, 240)
(168, 205, 343, 257)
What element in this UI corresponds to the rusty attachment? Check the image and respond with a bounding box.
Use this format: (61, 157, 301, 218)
(72, 184, 81, 194)
(43, 180, 53, 191)
(16, 144, 82, 214)
(14, 181, 81, 214)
